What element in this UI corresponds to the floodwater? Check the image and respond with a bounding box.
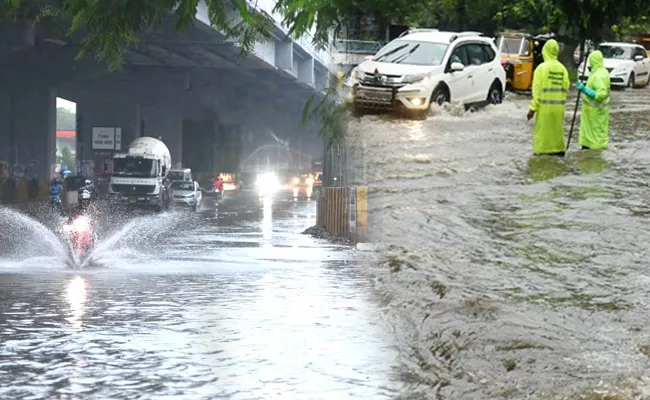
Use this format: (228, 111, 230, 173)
(350, 85, 650, 399)
(0, 194, 403, 399)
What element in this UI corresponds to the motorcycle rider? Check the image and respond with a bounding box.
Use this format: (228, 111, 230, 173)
(212, 174, 225, 199)
(49, 178, 63, 213)
(77, 179, 94, 210)
(65, 205, 97, 259)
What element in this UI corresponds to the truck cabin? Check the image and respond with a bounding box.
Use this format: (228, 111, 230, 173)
(112, 156, 165, 178)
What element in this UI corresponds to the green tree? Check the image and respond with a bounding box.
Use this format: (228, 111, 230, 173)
(611, 16, 650, 41)
(56, 146, 75, 168)
(3, 0, 276, 70)
(56, 107, 76, 130)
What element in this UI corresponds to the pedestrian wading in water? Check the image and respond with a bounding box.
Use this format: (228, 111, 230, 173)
(576, 50, 611, 150)
(527, 39, 570, 157)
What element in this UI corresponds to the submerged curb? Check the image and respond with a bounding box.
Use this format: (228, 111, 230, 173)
(302, 225, 354, 246)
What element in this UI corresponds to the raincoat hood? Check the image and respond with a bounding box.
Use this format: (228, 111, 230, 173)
(541, 39, 559, 62)
(588, 50, 604, 70)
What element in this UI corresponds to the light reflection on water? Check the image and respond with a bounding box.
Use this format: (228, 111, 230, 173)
(262, 196, 273, 249)
(65, 276, 87, 329)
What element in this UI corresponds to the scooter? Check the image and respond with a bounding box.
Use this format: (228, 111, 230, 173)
(49, 196, 62, 214)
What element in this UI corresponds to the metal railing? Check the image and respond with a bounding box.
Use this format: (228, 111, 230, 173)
(333, 39, 382, 54)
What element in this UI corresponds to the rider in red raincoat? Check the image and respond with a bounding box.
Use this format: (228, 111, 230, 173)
(212, 175, 224, 197)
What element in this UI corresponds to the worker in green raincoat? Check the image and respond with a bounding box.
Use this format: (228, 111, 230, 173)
(575, 50, 611, 150)
(527, 39, 570, 156)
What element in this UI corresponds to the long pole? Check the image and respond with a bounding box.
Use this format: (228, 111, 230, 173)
(566, 42, 590, 150)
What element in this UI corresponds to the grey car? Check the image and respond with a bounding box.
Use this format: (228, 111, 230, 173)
(170, 181, 203, 210)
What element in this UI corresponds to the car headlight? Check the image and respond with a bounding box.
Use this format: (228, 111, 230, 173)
(306, 178, 314, 185)
(613, 66, 628, 74)
(352, 68, 366, 79)
(292, 177, 300, 184)
(402, 74, 427, 84)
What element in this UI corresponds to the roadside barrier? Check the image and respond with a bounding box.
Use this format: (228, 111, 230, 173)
(0, 178, 68, 205)
(317, 186, 368, 243)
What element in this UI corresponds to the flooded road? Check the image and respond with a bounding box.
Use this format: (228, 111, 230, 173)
(351, 86, 650, 399)
(0, 194, 402, 399)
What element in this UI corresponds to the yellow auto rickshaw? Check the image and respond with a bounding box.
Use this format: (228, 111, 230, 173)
(495, 32, 554, 91)
(641, 34, 650, 56)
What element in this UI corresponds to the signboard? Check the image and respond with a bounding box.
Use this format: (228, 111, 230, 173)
(92, 127, 119, 150)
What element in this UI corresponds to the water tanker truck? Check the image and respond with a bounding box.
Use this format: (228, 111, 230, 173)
(109, 137, 172, 211)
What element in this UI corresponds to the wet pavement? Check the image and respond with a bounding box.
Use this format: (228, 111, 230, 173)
(349, 85, 650, 399)
(0, 193, 403, 399)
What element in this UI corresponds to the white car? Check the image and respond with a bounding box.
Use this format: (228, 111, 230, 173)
(170, 180, 203, 210)
(573, 40, 595, 65)
(578, 42, 650, 88)
(344, 29, 506, 119)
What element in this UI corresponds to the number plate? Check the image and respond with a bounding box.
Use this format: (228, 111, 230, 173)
(128, 199, 137, 204)
(359, 90, 391, 101)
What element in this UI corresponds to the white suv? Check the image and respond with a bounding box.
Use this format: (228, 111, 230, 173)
(344, 29, 506, 119)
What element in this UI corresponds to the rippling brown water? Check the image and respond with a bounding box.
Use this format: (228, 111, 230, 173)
(352, 87, 650, 399)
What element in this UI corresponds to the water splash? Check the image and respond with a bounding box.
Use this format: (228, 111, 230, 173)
(0, 207, 69, 262)
(90, 212, 186, 266)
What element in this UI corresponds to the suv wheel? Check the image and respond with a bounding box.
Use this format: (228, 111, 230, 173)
(487, 83, 502, 104)
(431, 86, 450, 106)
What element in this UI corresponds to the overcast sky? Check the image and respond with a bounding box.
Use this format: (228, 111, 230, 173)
(56, 97, 76, 112)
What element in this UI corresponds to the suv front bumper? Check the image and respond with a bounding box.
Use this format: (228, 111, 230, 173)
(345, 83, 430, 111)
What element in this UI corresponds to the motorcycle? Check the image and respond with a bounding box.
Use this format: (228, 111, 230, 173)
(49, 195, 62, 214)
(62, 214, 98, 263)
(214, 188, 223, 202)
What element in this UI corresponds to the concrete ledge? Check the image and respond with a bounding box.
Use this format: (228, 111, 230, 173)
(1, 178, 76, 206)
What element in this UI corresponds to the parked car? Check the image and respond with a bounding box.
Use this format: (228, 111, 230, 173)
(170, 180, 202, 210)
(578, 42, 650, 88)
(573, 39, 596, 65)
(344, 29, 506, 120)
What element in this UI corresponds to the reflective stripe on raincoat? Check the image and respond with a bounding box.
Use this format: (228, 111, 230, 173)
(579, 51, 611, 150)
(529, 39, 570, 154)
